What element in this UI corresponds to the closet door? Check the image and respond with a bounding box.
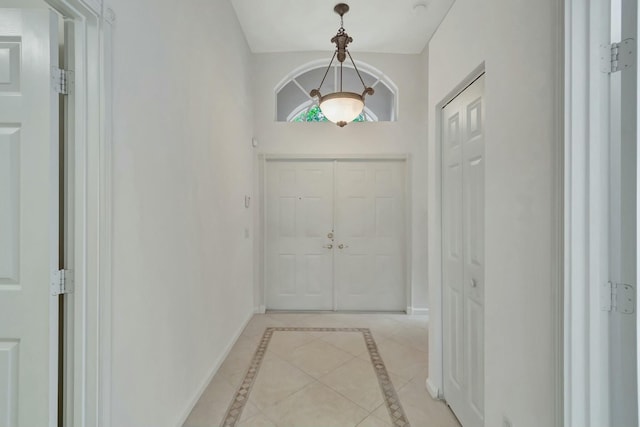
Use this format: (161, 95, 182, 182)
(443, 74, 485, 427)
(334, 160, 406, 311)
(0, 10, 61, 427)
(265, 160, 335, 310)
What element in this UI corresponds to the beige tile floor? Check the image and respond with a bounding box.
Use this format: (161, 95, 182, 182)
(183, 312, 461, 427)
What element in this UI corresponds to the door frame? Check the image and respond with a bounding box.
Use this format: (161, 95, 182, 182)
(258, 154, 412, 313)
(566, 0, 640, 423)
(637, 3, 640, 422)
(562, 0, 640, 424)
(40, 0, 113, 426)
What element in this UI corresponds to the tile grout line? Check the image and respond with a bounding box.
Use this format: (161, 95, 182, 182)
(220, 327, 411, 427)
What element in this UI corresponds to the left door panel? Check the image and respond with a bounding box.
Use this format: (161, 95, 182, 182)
(266, 160, 334, 310)
(0, 9, 59, 427)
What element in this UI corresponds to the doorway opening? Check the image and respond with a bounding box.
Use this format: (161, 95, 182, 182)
(261, 157, 411, 312)
(0, 1, 113, 425)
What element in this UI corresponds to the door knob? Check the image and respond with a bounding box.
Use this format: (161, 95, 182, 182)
(338, 244, 349, 249)
(327, 232, 334, 239)
(323, 244, 333, 249)
(470, 279, 477, 288)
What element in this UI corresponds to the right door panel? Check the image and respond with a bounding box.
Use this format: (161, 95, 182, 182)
(443, 74, 485, 427)
(334, 160, 406, 311)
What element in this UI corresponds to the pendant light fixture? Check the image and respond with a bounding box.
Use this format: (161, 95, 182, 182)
(310, 3, 374, 127)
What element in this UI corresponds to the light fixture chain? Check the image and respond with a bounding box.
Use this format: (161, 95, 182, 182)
(317, 50, 337, 93)
(347, 50, 367, 89)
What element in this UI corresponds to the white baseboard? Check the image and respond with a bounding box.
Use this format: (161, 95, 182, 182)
(255, 305, 266, 314)
(176, 309, 254, 427)
(411, 307, 429, 316)
(426, 377, 441, 399)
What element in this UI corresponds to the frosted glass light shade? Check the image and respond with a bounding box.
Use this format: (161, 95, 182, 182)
(319, 92, 365, 127)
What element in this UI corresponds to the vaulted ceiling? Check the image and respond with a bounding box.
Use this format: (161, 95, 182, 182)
(230, 0, 455, 54)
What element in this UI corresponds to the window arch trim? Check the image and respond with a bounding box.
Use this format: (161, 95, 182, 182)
(275, 58, 399, 122)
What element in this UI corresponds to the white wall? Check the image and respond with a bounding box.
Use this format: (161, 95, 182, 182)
(427, 0, 562, 426)
(252, 51, 429, 311)
(109, 1, 255, 425)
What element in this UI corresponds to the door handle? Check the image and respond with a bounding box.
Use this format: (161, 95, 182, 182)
(470, 279, 477, 288)
(323, 244, 333, 249)
(338, 244, 349, 249)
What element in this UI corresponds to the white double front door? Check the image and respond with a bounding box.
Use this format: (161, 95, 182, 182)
(265, 159, 406, 311)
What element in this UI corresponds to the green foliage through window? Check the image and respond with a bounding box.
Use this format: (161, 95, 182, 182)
(292, 105, 367, 123)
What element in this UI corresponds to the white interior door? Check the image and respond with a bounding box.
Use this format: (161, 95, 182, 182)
(0, 8, 60, 427)
(443, 74, 485, 427)
(266, 160, 335, 310)
(334, 160, 406, 311)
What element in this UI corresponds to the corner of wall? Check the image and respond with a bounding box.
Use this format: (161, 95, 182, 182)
(175, 309, 254, 427)
(426, 377, 441, 400)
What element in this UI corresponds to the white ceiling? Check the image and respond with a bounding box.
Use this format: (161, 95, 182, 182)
(230, 0, 456, 54)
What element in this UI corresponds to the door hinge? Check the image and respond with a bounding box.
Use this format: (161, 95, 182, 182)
(601, 281, 635, 314)
(51, 67, 73, 95)
(51, 269, 74, 296)
(601, 39, 636, 73)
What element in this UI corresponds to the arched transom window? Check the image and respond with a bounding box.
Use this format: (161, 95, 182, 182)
(276, 61, 398, 123)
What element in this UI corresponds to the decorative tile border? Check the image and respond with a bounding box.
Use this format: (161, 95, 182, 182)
(220, 327, 411, 427)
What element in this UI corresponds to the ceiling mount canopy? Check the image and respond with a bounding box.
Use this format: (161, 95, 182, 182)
(310, 3, 375, 127)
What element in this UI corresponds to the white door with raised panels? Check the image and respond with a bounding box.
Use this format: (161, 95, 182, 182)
(0, 9, 60, 427)
(266, 160, 335, 310)
(442, 74, 485, 427)
(334, 160, 405, 311)
(265, 159, 406, 311)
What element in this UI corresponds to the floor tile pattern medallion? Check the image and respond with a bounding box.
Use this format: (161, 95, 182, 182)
(220, 327, 411, 427)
